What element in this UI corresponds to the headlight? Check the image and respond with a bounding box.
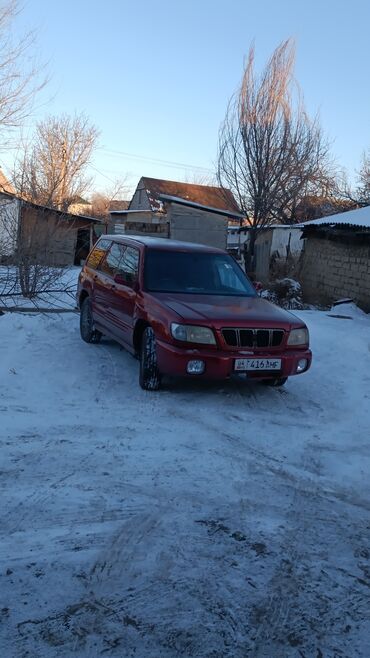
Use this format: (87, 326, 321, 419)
(171, 323, 216, 345)
(287, 327, 309, 346)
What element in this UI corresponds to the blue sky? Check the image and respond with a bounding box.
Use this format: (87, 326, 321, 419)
(4, 0, 370, 195)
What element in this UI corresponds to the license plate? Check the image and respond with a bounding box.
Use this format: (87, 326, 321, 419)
(234, 358, 282, 371)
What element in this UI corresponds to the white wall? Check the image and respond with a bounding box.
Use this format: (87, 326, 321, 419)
(270, 227, 303, 257)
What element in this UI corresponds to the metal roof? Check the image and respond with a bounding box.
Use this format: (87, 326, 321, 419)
(101, 234, 224, 253)
(301, 205, 370, 230)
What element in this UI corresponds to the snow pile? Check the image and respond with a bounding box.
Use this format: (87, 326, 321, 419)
(328, 299, 370, 320)
(261, 277, 304, 309)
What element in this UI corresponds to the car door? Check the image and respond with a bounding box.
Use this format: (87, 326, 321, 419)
(109, 245, 140, 347)
(84, 238, 112, 325)
(94, 241, 124, 334)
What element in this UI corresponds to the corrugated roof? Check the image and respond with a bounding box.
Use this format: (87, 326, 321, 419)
(137, 177, 241, 214)
(302, 205, 370, 230)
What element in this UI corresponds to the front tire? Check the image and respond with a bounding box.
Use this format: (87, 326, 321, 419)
(139, 327, 161, 391)
(80, 297, 102, 344)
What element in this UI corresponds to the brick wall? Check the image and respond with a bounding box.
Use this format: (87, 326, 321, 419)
(300, 236, 370, 311)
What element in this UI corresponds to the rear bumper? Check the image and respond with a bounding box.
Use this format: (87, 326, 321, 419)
(156, 339, 312, 380)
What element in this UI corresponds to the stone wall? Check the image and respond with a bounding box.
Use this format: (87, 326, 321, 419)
(300, 236, 370, 311)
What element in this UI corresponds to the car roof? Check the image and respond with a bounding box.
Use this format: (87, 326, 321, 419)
(101, 234, 225, 254)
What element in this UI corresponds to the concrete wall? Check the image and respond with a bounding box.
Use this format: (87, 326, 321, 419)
(169, 203, 227, 249)
(300, 236, 370, 311)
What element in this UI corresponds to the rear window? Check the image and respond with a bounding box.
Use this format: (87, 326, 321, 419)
(85, 239, 111, 270)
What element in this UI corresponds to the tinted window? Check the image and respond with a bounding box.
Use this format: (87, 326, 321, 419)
(120, 246, 139, 281)
(86, 239, 111, 270)
(99, 242, 126, 277)
(144, 250, 256, 296)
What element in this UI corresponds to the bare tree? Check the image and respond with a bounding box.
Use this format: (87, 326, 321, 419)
(339, 151, 370, 208)
(14, 113, 99, 211)
(217, 40, 331, 270)
(358, 151, 370, 204)
(0, 0, 45, 147)
(89, 177, 130, 221)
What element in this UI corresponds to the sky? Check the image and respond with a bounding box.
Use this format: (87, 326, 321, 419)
(2, 0, 370, 197)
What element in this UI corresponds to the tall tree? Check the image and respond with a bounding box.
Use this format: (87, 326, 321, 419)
(217, 40, 331, 268)
(0, 0, 44, 146)
(14, 113, 99, 211)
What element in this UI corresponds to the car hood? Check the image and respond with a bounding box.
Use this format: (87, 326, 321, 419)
(150, 293, 301, 327)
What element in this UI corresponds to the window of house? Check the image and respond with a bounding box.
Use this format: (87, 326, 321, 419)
(86, 239, 111, 270)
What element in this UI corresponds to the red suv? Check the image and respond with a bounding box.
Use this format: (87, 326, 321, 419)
(77, 235, 312, 390)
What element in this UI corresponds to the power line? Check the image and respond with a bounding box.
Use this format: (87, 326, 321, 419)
(90, 165, 119, 185)
(98, 147, 214, 173)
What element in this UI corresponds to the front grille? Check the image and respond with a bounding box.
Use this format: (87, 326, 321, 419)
(222, 328, 284, 349)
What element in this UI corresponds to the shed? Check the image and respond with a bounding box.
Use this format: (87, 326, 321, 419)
(0, 193, 103, 266)
(109, 177, 243, 250)
(299, 206, 370, 311)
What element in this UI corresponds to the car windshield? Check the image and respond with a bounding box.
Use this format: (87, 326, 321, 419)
(144, 250, 256, 296)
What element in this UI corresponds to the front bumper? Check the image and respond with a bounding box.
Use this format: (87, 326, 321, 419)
(156, 339, 312, 380)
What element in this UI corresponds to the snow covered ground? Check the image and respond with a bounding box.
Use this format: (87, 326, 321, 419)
(1, 290, 370, 656)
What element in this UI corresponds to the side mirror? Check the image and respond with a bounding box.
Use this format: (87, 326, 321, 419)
(113, 273, 127, 286)
(114, 272, 138, 289)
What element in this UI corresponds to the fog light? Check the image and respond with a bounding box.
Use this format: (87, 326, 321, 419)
(187, 360, 205, 375)
(297, 358, 308, 373)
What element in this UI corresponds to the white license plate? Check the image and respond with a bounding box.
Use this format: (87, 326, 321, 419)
(234, 358, 282, 371)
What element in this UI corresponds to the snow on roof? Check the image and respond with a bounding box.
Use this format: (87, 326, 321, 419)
(302, 205, 370, 230)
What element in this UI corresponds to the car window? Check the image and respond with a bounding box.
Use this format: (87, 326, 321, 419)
(144, 250, 256, 296)
(215, 260, 250, 293)
(85, 239, 111, 270)
(99, 242, 126, 277)
(120, 246, 139, 282)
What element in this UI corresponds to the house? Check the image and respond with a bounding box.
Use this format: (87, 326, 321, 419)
(299, 206, 370, 311)
(0, 192, 102, 266)
(109, 177, 243, 250)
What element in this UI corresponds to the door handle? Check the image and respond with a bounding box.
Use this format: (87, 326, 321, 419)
(93, 274, 98, 281)
(110, 284, 116, 290)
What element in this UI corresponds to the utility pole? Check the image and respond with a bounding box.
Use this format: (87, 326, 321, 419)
(58, 139, 67, 211)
